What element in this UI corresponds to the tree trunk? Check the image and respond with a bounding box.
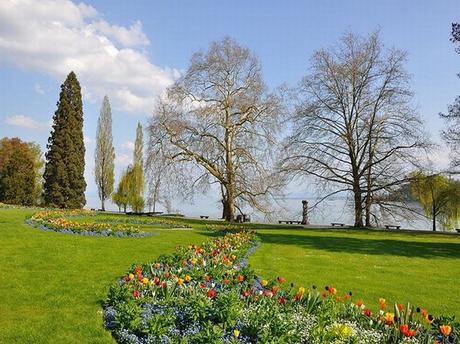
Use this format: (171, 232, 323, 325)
(432, 204, 437, 232)
(222, 185, 236, 222)
(353, 187, 364, 228)
(101, 199, 105, 211)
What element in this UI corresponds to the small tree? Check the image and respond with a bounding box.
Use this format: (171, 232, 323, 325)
(410, 171, 460, 231)
(0, 148, 35, 205)
(94, 96, 115, 211)
(129, 123, 144, 213)
(0, 137, 43, 205)
(112, 169, 131, 212)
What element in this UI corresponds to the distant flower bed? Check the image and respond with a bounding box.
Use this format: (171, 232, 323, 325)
(96, 215, 191, 229)
(104, 231, 459, 343)
(28, 210, 150, 237)
(205, 223, 250, 232)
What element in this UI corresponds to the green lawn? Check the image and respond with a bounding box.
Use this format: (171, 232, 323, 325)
(1, 208, 460, 343)
(250, 227, 460, 317)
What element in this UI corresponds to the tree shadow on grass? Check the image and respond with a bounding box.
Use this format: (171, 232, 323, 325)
(254, 232, 460, 259)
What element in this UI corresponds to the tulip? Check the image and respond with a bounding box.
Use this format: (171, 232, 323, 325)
(440, 325, 452, 336)
(233, 329, 240, 338)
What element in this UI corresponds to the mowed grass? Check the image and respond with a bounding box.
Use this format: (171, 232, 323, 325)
(250, 228, 460, 317)
(1, 209, 460, 343)
(0, 209, 211, 344)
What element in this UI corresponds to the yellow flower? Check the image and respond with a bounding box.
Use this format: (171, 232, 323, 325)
(185, 275, 192, 283)
(128, 273, 134, 280)
(298, 287, 305, 295)
(233, 329, 240, 338)
(261, 279, 268, 287)
(141, 277, 149, 285)
(177, 278, 184, 286)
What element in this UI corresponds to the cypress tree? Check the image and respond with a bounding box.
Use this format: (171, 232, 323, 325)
(94, 95, 115, 211)
(43, 71, 86, 208)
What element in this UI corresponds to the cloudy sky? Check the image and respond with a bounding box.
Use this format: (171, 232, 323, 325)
(0, 0, 459, 212)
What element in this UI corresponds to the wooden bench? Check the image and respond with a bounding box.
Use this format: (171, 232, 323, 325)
(331, 222, 345, 227)
(200, 215, 209, 219)
(279, 220, 302, 225)
(385, 225, 401, 230)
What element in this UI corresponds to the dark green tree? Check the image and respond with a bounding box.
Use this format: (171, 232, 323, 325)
(0, 148, 35, 205)
(43, 71, 86, 208)
(0, 137, 44, 205)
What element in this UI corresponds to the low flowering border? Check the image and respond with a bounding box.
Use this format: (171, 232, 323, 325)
(27, 210, 154, 237)
(103, 231, 459, 343)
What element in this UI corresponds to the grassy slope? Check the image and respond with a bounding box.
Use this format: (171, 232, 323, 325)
(250, 227, 460, 317)
(1, 209, 460, 343)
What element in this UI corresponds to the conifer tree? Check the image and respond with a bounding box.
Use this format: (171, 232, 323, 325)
(43, 71, 86, 208)
(94, 96, 115, 211)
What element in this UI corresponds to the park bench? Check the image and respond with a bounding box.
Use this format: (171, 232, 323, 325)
(455, 229, 460, 233)
(279, 220, 302, 225)
(331, 222, 345, 227)
(385, 224, 401, 230)
(200, 215, 209, 219)
(146, 212, 163, 216)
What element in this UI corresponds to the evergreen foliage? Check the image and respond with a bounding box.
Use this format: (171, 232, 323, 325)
(43, 71, 86, 208)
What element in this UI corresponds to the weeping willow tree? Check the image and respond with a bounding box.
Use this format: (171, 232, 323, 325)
(410, 171, 460, 231)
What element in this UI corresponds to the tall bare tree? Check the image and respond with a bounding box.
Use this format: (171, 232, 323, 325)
(440, 23, 460, 169)
(94, 95, 115, 211)
(283, 32, 428, 227)
(148, 37, 284, 221)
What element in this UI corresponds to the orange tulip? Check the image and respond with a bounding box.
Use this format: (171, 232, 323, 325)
(440, 325, 452, 336)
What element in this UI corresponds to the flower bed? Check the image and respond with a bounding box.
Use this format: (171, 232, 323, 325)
(28, 210, 151, 237)
(104, 231, 459, 343)
(94, 215, 191, 229)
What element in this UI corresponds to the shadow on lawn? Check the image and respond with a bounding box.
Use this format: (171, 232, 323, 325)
(254, 232, 460, 259)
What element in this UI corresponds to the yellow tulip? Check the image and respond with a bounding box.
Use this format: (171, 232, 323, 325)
(233, 329, 240, 338)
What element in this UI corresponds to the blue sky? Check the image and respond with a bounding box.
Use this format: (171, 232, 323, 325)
(0, 0, 459, 211)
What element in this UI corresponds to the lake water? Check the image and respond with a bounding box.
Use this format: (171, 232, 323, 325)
(86, 193, 437, 231)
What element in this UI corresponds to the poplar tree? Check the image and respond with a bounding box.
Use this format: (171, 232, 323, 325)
(129, 123, 144, 212)
(94, 96, 115, 211)
(43, 71, 86, 208)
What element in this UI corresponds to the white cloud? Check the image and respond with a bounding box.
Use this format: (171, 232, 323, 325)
(115, 153, 131, 167)
(34, 83, 45, 95)
(5, 115, 47, 130)
(121, 141, 135, 151)
(0, 0, 177, 114)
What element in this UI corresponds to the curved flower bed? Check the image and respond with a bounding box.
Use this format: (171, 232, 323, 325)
(104, 231, 459, 343)
(28, 210, 151, 237)
(94, 216, 191, 229)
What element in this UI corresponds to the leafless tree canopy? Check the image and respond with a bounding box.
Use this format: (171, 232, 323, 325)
(147, 37, 285, 221)
(283, 32, 429, 227)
